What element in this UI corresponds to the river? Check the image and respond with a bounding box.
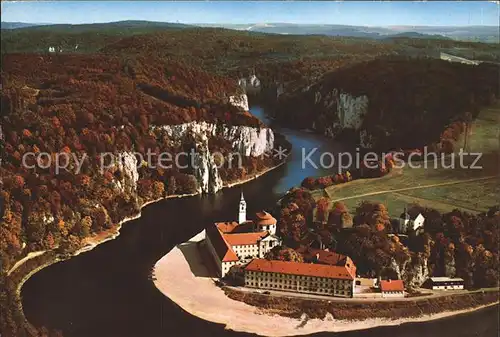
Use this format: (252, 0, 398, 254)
(21, 106, 498, 337)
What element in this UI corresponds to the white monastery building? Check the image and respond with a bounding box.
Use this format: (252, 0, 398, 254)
(243, 258, 357, 298)
(205, 193, 280, 277)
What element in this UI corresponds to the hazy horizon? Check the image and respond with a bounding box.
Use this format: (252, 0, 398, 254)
(1, 1, 499, 27)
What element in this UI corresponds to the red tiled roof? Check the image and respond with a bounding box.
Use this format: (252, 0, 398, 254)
(256, 218, 276, 226)
(380, 280, 404, 292)
(206, 224, 239, 262)
(244, 259, 354, 280)
(224, 232, 268, 246)
(215, 222, 240, 234)
(255, 212, 277, 225)
(255, 211, 273, 220)
(298, 247, 347, 266)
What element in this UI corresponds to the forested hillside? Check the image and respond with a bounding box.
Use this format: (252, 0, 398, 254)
(0, 51, 269, 268)
(275, 57, 499, 150)
(1, 22, 499, 336)
(0, 52, 277, 336)
(278, 188, 500, 290)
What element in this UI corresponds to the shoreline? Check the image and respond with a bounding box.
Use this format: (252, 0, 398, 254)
(11, 160, 286, 333)
(152, 229, 499, 337)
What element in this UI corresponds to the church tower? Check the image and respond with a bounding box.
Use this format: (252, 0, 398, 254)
(239, 192, 247, 224)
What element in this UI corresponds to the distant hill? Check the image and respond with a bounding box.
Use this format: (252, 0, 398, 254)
(384, 31, 452, 40)
(1, 22, 51, 29)
(198, 23, 499, 43)
(2, 20, 498, 64)
(1, 20, 191, 33)
(2, 21, 498, 42)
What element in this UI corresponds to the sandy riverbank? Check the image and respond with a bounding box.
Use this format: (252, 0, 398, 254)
(152, 230, 499, 337)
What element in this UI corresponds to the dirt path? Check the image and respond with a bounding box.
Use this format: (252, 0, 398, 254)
(330, 175, 498, 202)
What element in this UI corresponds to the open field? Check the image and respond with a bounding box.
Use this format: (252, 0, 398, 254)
(340, 177, 499, 218)
(320, 103, 500, 215)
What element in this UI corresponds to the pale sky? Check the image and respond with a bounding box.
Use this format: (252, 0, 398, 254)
(1, 1, 499, 27)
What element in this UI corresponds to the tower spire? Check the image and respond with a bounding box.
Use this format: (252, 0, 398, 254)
(239, 191, 247, 224)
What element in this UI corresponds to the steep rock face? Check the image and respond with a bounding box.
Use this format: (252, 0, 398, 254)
(444, 252, 457, 277)
(223, 125, 274, 157)
(154, 122, 274, 157)
(312, 88, 369, 139)
(276, 82, 285, 98)
(113, 152, 139, 194)
(337, 92, 369, 129)
(238, 75, 261, 94)
(359, 129, 375, 149)
(229, 93, 250, 111)
(389, 254, 429, 289)
(151, 122, 274, 194)
(192, 138, 223, 194)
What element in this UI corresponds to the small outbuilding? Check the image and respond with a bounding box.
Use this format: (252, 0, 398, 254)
(379, 279, 405, 298)
(426, 277, 465, 290)
(397, 209, 425, 234)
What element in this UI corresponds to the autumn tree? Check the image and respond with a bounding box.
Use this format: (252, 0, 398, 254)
(315, 197, 330, 223)
(265, 246, 304, 263)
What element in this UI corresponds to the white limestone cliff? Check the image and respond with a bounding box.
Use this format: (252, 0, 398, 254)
(151, 121, 274, 194)
(312, 88, 370, 146)
(238, 75, 261, 94)
(223, 125, 274, 157)
(192, 140, 224, 194)
(389, 254, 429, 290)
(114, 152, 139, 194)
(152, 122, 274, 157)
(229, 93, 250, 111)
(337, 92, 368, 129)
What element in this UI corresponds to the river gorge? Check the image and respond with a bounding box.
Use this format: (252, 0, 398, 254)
(20, 106, 498, 337)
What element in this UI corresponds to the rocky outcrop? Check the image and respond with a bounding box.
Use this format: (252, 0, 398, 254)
(191, 129, 223, 194)
(223, 125, 274, 157)
(359, 129, 375, 149)
(147, 90, 274, 194)
(337, 92, 368, 129)
(150, 122, 274, 194)
(276, 82, 285, 98)
(153, 122, 274, 157)
(113, 152, 139, 194)
(313, 88, 369, 139)
(389, 253, 429, 290)
(229, 93, 250, 111)
(238, 75, 261, 94)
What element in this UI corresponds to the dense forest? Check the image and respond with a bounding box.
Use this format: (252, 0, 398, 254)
(0, 52, 275, 336)
(277, 188, 500, 290)
(275, 57, 500, 150)
(1, 22, 499, 336)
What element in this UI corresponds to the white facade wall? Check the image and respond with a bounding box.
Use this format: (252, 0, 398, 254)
(232, 244, 260, 261)
(381, 291, 405, 298)
(432, 284, 464, 290)
(244, 271, 353, 298)
(258, 224, 277, 236)
(222, 261, 238, 277)
(413, 214, 425, 231)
